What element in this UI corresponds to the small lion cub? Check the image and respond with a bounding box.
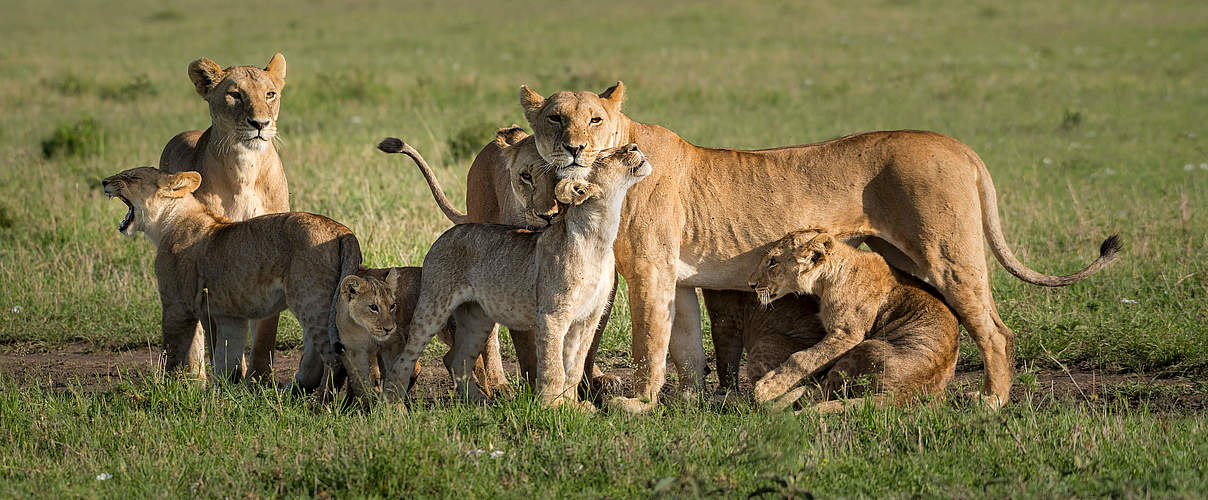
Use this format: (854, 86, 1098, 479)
(335, 266, 496, 404)
(385, 144, 652, 410)
(747, 229, 960, 411)
(102, 167, 359, 392)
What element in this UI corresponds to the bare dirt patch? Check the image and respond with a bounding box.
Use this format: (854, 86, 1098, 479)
(1, 344, 1204, 412)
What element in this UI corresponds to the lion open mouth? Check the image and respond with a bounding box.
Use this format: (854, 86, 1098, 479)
(109, 194, 134, 233)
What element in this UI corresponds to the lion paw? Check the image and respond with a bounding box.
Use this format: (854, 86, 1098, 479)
(606, 396, 656, 414)
(752, 372, 791, 404)
(965, 391, 1005, 410)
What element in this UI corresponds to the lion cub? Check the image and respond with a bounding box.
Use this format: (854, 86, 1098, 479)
(102, 167, 358, 392)
(384, 144, 652, 410)
(747, 229, 960, 412)
(336, 266, 497, 404)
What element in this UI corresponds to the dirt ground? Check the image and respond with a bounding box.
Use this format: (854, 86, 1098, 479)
(1, 344, 1204, 412)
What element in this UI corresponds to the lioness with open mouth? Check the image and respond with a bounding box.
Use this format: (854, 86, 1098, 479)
(102, 167, 357, 393)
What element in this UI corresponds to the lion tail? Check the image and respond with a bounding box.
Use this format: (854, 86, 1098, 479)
(329, 232, 363, 355)
(973, 154, 1121, 287)
(377, 137, 469, 225)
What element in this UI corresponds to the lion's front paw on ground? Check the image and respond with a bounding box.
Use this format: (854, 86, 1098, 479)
(607, 396, 656, 414)
(965, 391, 1006, 410)
(752, 372, 793, 404)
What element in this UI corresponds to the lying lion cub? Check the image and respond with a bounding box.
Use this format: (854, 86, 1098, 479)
(748, 229, 960, 412)
(335, 266, 481, 404)
(102, 167, 357, 392)
(384, 144, 652, 410)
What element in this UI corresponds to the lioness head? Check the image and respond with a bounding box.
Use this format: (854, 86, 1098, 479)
(555, 144, 652, 208)
(102, 167, 202, 237)
(337, 272, 398, 344)
(749, 230, 836, 305)
(519, 82, 629, 172)
(188, 53, 287, 149)
(503, 137, 562, 227)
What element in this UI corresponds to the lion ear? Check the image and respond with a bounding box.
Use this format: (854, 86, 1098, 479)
(385, 268, 402, 296)
(494, 125, 529, 148)
(520, 85, 545, 123)
(554, 179, 599, 206)
(599, 81, 625, 111)
(264, 52, 286, 90)
(188, 57, 226, 97)
(340, 275, 365, 301)
(164, 172, 202, 194)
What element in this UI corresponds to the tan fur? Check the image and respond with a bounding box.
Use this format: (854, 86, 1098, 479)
(376, 130, 621, 399)
(747, 230, 960, 411)
(159, 53, 290, 382)
(335, 267, 457, 404)
(384, 145, 652, 410)
(518, 83, 1121, 412)
(102, 167, 357, 393)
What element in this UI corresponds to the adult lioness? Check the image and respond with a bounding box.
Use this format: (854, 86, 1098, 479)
(385, 145, 652, 410)
(747, 229, 961, 412)
(518, 82, 1121, 412)
(377, 132, 620, 398)
(101, 167, 354, 391)
(159, 53, 290, 382)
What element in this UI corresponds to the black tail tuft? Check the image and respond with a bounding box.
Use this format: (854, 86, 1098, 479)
(377, 137, 405, 154)
(1099, 234, 1123, 259)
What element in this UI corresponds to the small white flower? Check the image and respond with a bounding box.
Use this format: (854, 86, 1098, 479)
(1185, 164, 1196, 171)
(467, 449, 484, 456)
(1200, 163, 1208, 170)
(96, 473, 112, 481)
(11, 306, 21, 313)
(489, 450, 504, 459)
(1121, 298, 1138, 305)
(350, 116, 362, 124)
(1042, 157, 1053, 165)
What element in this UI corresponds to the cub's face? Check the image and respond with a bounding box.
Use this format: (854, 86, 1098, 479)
(519, 82, 628, 170)
(101, 167, 201, 237)
(338, 275, 397, 344)
(748, 231, 835, 305)
(188, 53, 287, 149)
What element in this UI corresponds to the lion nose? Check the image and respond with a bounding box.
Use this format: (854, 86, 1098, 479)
(563, 144, 585, 156)
(247, 118, 270, 130)
(537, 213, 554, 223)
(748, 282, 758, 290)
(383, 325, 394, 334)
(101, 179, 109, 187)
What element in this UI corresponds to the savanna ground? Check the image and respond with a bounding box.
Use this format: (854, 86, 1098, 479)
(1, 0, 1206, 497)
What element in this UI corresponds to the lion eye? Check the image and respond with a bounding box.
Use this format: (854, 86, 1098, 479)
(767, 260, 778, 269)
(227, 91, 241, 101)
(266, 91, 277, 100)
(590, 117, 602, 125)
(389, 304, 397, 311)
(547, 115, 562, 124)
(368, 304, 379, 312)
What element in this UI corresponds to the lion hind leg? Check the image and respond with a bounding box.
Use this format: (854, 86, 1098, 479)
(448, 303, 494, 404)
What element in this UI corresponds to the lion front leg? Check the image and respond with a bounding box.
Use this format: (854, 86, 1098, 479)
(753, 330, 862, 404)
(162, 305, 205, 382)
(607, 263, 677, 414)
(535, 312, 571, 408)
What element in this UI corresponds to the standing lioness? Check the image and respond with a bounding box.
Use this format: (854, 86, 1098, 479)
(518, 83, 1120, 411)
(160, 53, 290, 381)
(102, 167, 354, 391)
(386, 145, 652, 409)
(748, 229, 964, 411)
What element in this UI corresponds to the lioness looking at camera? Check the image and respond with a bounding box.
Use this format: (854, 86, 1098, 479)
(159, 53, 291, 382)
(517, 82, 1121, 412)
(747, 229, 963, 411)
(384, 145, 653, 410)
(102, 167, 355, 392)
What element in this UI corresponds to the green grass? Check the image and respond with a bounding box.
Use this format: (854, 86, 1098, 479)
(2, 374, 1206, 498)
(1, 0, 1207, 496)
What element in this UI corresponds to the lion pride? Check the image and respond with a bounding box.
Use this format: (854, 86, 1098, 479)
(517, 82, 1120, 412)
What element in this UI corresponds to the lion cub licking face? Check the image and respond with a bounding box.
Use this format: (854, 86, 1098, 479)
(747, 229, 960, 412)
(102, 167, 358, 393)
(384, 144, 652, 410)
